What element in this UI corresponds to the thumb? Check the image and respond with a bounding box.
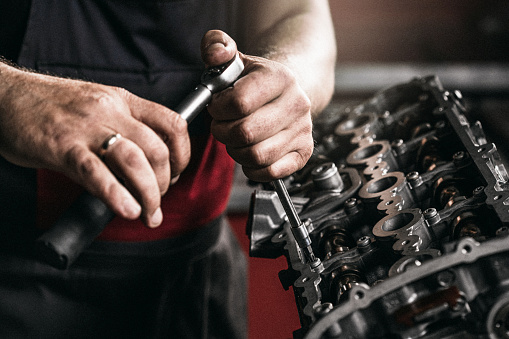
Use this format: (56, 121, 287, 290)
(200, 30, 238, 67)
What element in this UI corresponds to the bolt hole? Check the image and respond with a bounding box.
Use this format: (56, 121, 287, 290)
(462, 244, 472, 254)
(355, 290, 365, 300)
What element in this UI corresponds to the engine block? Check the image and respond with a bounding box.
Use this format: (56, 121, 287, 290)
(247, 76, 509, 338)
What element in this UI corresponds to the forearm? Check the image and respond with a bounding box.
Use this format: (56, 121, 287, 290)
(240, 0, 337, 116)
(0, 60, 31, 163)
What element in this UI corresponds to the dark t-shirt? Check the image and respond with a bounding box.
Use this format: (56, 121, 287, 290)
(0, 0, 31, 61)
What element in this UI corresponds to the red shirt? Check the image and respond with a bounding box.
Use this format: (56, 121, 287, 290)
(37, 134, 235, 242)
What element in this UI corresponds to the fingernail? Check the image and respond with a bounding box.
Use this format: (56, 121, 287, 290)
(206, 42, 226, 52)
(170, 175, 180, 185)
(123, 198, 142, 219)
(148, 207, 163, 228)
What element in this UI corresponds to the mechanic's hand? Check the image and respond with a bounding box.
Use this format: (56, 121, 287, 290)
(0, 64, 190, 227)
(201, 30, 314, 182)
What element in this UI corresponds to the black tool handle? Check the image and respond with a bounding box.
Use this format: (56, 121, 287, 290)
(35, 193, 115, 269)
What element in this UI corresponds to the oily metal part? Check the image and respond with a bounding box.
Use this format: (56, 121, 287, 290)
(248, 76, 509, 338)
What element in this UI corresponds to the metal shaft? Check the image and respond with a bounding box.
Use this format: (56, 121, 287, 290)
(273, 179, 318, 265)
(273, 179, 301, 229)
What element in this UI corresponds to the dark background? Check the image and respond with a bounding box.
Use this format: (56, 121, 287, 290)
(331, 0, 509, 63)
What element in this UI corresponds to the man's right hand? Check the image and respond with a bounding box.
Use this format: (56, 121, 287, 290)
(0, 62, 191, 227)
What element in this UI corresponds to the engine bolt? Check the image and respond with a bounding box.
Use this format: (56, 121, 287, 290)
(406, 171, 423, 188)
(357, 236, 371, 248)
(345, 198, 360, 215)
(312, 162, 344, 191)
(437, 270, 455, 287)
(424, 208, 438, 219)
(423, 208, 441, 225)
(473, 186, 485, 196)
(345, 198, 357, 208)
(453, 151, 469, 167)
(356, 236, 372, 253)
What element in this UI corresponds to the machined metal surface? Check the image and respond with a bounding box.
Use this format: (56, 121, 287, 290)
(248, 76, 509, 338)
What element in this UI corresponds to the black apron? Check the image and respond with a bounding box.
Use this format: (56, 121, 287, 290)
(0, 1, 246, 338)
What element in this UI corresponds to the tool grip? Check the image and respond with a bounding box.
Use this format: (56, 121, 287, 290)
(35, 192, 115, 269)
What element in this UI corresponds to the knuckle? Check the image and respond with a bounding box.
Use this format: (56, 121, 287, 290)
(95, 91, 116, 108)
(147, 141, 169, 165)
(123, 147, 146, 170)
(90, 87, 119, 108)
(235, 123, 255, 146)
(294, 92, 311, 113)
(266, 165, 283, 180)
(65, 145, 98, 180)
(143, 184, 161, 203)
(96, 181, 117, 203)
(174, 115, 189, 136)
(251, 146, 268, 167)
(231, 95, 252, 116)
(76, 87, 127, 118)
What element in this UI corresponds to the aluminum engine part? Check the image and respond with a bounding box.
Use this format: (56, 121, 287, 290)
(247, 76, 509, 338)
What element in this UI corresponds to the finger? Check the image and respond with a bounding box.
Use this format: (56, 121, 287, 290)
(112, 120, 171, 195)
(227, 126, 312, 169)
(211, 103, 285, 148)
(242, 147, 314, 183)
(211, 82, 311, 148)
(228, 126, 314, 181)
(200, 30, 238, 67)
(63, 144, 142, 220)
(206, 57, 288, 121)
(120, 89, 191, 182)
(101, 137, 163, 228)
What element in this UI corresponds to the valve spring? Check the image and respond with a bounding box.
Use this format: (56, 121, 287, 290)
(321, 228, 356, 260)
(330, 265, 366, 305)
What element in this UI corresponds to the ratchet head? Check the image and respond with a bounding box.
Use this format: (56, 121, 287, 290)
(201, 53, 244, 93)
(176, 53, 244, 123)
